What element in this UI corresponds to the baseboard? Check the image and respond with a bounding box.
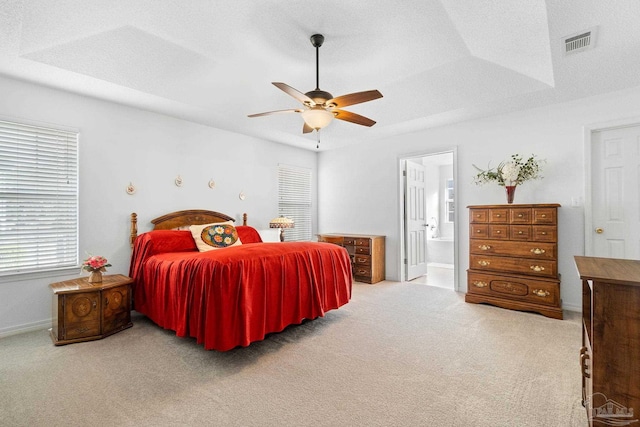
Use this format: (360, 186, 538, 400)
(562, 302, 581, 313)
(428, 263, 454, 269)
(0, 319, 50, 339)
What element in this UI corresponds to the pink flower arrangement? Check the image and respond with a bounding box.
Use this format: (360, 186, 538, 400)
(81, 255, 112, 273)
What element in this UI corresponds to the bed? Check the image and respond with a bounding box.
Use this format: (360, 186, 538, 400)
(128, 210, 352, 351)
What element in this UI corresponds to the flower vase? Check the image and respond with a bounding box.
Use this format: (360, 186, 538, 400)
(88, 270, 103, 283)
(505, 185, 517, 204)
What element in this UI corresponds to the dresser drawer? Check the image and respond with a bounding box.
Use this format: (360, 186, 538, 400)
(355, 246, 371, 255)
(533, 208, 556, 224)
(510, 208, 531, 224)
(532, 226, 557, 242)
(354, 254, 371, 266)
(510, 225, 531, 240)
(470, 209, 489, 223)
(470, 254, 557, 277)
(318, 235, 343, 245)
(471, 224, 488, 238)
(343, 237, 356, 246)
(470, 239, 556, 259)
(488, 225, 509, 239)
(355, 238, 370, 247)
(468, 271, 560, 307)
(489, 209, 509, 223)
(354, 265, 371, 278)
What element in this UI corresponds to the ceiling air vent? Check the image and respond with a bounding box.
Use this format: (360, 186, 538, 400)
(564, 27, 598, 55)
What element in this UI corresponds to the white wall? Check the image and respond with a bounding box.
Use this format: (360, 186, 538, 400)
(318, 85, 640, 312)
(0, 75, 317, 336)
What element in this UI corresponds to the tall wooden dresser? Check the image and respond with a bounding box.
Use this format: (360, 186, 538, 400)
(317, 233, 385, 284)
(465, 203, 563, 319)
(574, 256, 640, 427)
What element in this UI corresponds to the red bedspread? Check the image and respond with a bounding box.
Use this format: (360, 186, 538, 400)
(129, 230, 352, 351)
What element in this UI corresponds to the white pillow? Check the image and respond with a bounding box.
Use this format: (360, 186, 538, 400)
(189, 221, 242, 252)
(258, 229, 281, 242)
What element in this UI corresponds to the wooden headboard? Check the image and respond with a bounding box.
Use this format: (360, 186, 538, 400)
(130, 210, 248, 247)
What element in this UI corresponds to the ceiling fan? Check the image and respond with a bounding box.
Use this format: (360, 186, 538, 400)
(248, 34, 383, 135)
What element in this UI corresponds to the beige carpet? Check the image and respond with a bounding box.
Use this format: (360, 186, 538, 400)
(0, 282, 587, 427)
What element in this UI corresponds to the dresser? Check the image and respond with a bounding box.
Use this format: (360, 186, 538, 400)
(317, 233, 385, 284)
(465, 203, 562, 319)
(574, 256, 640, 427)
(50, 274, 133, 345)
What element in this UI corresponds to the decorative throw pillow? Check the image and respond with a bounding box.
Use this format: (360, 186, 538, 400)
(189, 221, 242, 252)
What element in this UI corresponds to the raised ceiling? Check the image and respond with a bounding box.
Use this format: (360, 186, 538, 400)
(1, 0, 640, 150)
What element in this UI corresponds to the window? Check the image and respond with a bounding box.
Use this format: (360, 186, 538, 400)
(445, 179, 454, 223)
(0, 119, 79, 275)
(277, 164, 312, 241)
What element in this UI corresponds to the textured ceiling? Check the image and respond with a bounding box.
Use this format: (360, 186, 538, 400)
(1, 0, 640, 151)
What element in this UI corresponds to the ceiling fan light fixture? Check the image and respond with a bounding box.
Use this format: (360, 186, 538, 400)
(301, 107, 333, 130)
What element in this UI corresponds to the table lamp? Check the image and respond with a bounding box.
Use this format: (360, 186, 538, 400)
(269, 216, 295, 242)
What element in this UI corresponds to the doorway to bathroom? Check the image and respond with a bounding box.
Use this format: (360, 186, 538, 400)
(400, 149, 457, 290)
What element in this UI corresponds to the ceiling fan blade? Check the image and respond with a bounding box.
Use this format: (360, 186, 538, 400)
(332, 109, 377, 127)
(272, 82, 315, 105)
(325, 90, 383, 108)
(248, 108, 302, 118)
(302, 122, 314, 134)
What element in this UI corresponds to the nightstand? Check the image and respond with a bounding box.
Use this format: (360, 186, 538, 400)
(50, 274, 133, 345)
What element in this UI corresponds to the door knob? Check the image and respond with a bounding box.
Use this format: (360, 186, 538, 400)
(595, 227, 604, 234)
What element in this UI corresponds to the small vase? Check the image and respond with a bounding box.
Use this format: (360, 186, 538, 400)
(88, 270, 102, 283)
(505, 185, 517, 204)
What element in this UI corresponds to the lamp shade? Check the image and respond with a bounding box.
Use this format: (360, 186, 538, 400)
(301, 107, 333, 130)
(269, 216, 294, 229)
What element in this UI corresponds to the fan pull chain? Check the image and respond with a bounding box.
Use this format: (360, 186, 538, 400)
(316, 129, 321, 149)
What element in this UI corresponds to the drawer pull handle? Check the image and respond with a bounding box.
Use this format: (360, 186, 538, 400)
(357, 258, 367, 263)
(477, 230, 482, 233)
(518, 214, 523, 218)
(92, 301, 97, 309)
(478, 245, 491, 251)
(518, 231, 523, 235)
(496, 214, 501, 217)
(532, 289, 550, 297)
(496, 230, 501, 234)
(541, 214, 547, 218)
(530, 248, 546, 255)
(478, 260, 490, 266)
(540, 232, 547, 235)
(530, 265, 545, 272)
(580, 351, 590, 379)
(473, 281, 488, 288)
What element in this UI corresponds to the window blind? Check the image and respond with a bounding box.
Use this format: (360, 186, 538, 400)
(278, 164, 312, 241)
(0, 120, 79, 275)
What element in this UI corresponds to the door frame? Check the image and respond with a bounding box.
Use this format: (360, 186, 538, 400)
(583, 115, 640, 255)
(397, 147, 459, 290)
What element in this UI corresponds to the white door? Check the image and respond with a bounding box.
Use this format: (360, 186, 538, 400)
(405, 160, 428, 280)
(591, 125, 640, 259)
